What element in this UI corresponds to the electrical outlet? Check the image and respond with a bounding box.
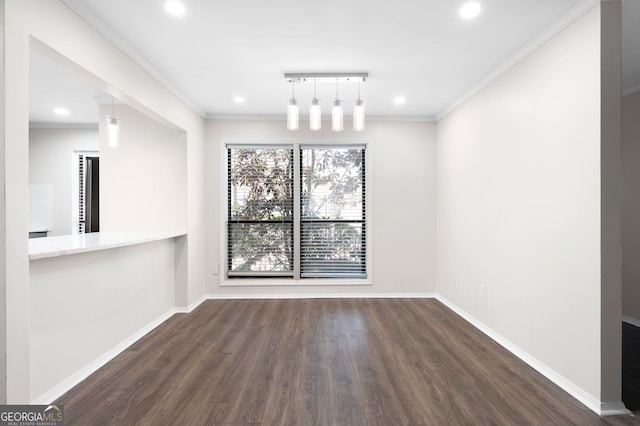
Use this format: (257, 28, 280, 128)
(480, 284, 487, 300)
(212, 265, 219, 275)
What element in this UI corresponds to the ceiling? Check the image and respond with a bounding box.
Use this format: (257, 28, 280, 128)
(30, 0, 640, 125)
(29, 48, 107, 126)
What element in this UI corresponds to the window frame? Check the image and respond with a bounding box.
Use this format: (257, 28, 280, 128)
(220, 139, 372, 287)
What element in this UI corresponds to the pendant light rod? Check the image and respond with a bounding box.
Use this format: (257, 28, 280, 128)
(332, 78, 344, 132)
(285, 72, 368, 83)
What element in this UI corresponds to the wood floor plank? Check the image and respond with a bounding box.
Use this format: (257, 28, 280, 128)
(55, 298, 640, 425)
(326, 335, 367, 426)
(299, 339, 328, 396)
(323, 299, 346, 338)
(365, 301, 462, 425)
(297, 392, 330, 426)
(261, 342, 303, 425)
(344, 330, 405, 422)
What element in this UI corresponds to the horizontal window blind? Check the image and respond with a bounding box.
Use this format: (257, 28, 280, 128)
(226, 144, 367, 279)
(300, 147, 366, 278)
(227, 146, 294, 276)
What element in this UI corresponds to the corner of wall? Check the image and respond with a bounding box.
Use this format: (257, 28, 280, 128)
(0, 0, 8, 405)
(599, 0, 623, 404)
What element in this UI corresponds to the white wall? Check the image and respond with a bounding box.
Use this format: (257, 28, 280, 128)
(205, 119, 436, 296)
(622, 90, 640, 322)
(29, 239, 176, 401)
(98, 104, 187, 233)
(436, 3, 621, 411)
(4, 0, 206, 402)
(29, 127, 99, 236)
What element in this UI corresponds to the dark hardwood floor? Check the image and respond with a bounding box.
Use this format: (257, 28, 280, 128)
(623, 321, 640, 412)
(57, 299, 640, 425)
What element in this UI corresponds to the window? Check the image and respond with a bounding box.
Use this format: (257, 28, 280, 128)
(227, 146, 294, 277)
(226, 143, 367, 280)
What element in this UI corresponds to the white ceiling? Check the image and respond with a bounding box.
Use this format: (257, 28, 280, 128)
(30, 0, 640, 124)
(29, 49, 106, 126)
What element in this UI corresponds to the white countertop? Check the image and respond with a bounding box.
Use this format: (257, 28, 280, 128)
(29, 231, 186, 260)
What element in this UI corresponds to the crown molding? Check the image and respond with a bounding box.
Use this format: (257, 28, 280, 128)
(436, 0, 601, 121)
(93, 95, 125, 105)
(61, 1, 207, 119)
(29, 122, 99, 129)
(208, 114, 283, 121)
(207, 114, 435, 122)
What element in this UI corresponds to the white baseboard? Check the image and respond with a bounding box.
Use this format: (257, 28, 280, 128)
(205, 292, 437, 300)
(31, 308, 180, 405)
(435, 295, 630, 417)
(623, 315, 640, 329)
(175, 294, 207, 313)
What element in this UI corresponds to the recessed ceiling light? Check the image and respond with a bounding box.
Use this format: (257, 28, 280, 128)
(164, 0, 186, 17)
(393, 96, 406, 106)
(53, 107, 70, 116)
(234, 96, 245, 104)
(459, 1, 482, 20)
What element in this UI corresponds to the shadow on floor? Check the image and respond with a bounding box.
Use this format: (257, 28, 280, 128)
(623, 321, 640, 412)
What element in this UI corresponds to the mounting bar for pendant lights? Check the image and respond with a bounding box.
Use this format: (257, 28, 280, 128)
(284, 73, 368, 83)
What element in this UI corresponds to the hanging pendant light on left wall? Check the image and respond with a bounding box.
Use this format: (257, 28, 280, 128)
(106, 96, 120, 148)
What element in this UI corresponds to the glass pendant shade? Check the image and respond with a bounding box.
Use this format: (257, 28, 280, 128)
(310, 98, 322, 131)
(106, 115, 120, 148)
(353, 99, 365, 131)
(287, 99, 299, 130)
(332, 100, 344, 131)
(283, 74, 368, 131)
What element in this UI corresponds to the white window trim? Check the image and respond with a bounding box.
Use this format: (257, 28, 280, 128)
(219, 139, 373, 287)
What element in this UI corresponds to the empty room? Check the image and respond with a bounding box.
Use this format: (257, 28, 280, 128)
(2, 0, 640, 424)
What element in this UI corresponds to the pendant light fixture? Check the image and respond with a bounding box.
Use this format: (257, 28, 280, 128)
(287, 80, 299, 130)
(310, 78, 321, 131)
(332, 79, 344, 132)
(106, 96, 120, 148)
(284, 73, 367, 132)
(353, 81, 365, 132)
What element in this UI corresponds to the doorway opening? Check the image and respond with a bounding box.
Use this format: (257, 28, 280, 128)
(623, 321, 640, 412)
(73, 151, 100, 233)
